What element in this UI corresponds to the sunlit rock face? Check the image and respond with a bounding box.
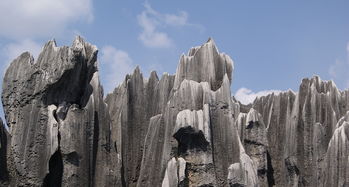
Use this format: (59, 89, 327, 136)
(1, 37, 120, 186)
(105, 39, 257, 187)
(1, 37, 349, 187)
(252, 77, 349, 187)
(236, 108, 268, 187)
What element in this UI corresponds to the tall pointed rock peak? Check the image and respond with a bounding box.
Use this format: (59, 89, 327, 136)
(1, 37, 349, 187)
(174, 38, 233, 91)
(1, 37, 119, 186)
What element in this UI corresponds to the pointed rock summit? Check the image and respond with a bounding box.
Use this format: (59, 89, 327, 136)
(1, 37, 348, 187)
(174, 38, 233, 91)
(1, 36, 119, 186)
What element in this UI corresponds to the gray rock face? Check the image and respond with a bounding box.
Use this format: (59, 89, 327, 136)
(105, 39, 257, 187)
(1, 37, 348, 187)
(0, 118, 10, 186)
(105, 69, 175, 187)
(1, 37, 120, 186)
(252, 77, 349, 187)
(236, 108, 268, 186)
(323, 117, 349, 187)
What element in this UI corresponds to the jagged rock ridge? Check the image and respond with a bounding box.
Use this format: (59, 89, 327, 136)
(250, 77, 349, 186)
(0, 37, 348, 187)
(1, 37, 120, 186)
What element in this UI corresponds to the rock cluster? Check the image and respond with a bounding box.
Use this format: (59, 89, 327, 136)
(1, 37, 120, 186)
(251, 77, 349, 186)
(105, 38, 257, 187)
(0, 37, 348, 186)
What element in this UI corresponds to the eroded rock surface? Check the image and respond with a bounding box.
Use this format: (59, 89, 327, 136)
(106, 39, 257, 187)
(236, 108, 268, 186)
(1, 37, 120, 186)
(1, 37, 348, 187)
(252, 77, 349, 187)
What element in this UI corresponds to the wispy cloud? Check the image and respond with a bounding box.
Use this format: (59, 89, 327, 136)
(0, 0, 93, 39)
(2, 39, 42, 62)
(137, 2, 200, 48)
(234, 87, 282, 105)
(1, 39, 42, 74)
(0, 0, 95, 75)
(329, 42, 349, 89)
(100, 46, 134, 94)
(329, 60, 344, 79)
(0, 0, 94, 127)
(164, 11, 188, 26)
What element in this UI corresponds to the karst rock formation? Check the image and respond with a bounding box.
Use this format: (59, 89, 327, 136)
(0, 37, 348, 187)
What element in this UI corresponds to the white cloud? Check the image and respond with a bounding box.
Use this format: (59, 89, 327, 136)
(100, 46, 134, 94)
(329, 42, 349, 89)
(329, 59, 344, 79)
(137, 2, 196, 48)
(164, 11, 188, 26)
(1, 39, 42, 73)
(0, 0, 93, 39)
(235, 87, 282, 105)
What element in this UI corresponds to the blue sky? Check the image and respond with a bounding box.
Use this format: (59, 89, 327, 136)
(0, 0, 349, 122)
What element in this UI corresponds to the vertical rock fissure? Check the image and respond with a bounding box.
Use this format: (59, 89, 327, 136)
(43, 106, 65, 187)
(178, 162, 189, 187)
(91, 111, 99, 187)
(0, 121, 9, 184)
(266, 151, 275, 187)
(43, 129, 63, 187)
(120, 161, 127, 187)
(208, 111, 217, 183)
(176, 158, 180, 185)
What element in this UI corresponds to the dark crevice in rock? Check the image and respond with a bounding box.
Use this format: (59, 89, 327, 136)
(114, 142, 118, 153)
(198, 184, 214, 187)
(42, 149, 63, 187)
(243, 139, 264, 146)
(266, 151, 275, 187)
(246, 121, 259, 129)
(120, 161, 127, 187)
(173, 126, 209, 156)
(229, 183, 245, 187)
(43, 117, 63, 187)
(0, 120, 9, 183)
(56, 102, 70, 121)
(178, 162, 189, 187)
(91, 111, 99, 186)
(208, 112, 218, 185)
(101, 136, 112, 153)
(52, 109, 58, 123)
(285, 158, 299, 175)
(285, 157, 300, 182)
(65, 152, 79, 166)
(257, 168, 266, 176)
(220, 103, 229, 109)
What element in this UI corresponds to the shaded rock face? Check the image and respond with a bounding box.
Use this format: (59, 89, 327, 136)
(1, 37, 349, 187)
(1, 37, 120, 186)
(0, 119, 10, 186)
(104, 69, 175, 187)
